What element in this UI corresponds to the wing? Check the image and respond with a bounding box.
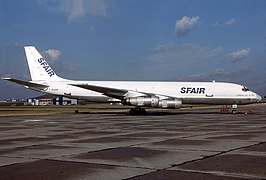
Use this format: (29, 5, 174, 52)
(70, 83, 151, 100)
(2, 78, 48, 89)
(71, 83, 127, 98)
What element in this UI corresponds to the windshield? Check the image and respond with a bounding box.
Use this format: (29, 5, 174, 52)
(242, 86, 249, 92)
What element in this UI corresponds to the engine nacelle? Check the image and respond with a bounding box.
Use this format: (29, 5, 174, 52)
(126, 97, 182, 109)
(159, 99, 182, 109)
(126, 96, 159, 107)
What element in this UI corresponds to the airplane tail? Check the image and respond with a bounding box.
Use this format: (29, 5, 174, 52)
(24, 46, 63, 81)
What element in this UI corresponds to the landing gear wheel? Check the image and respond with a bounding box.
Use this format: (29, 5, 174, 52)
(129, 107, 146, 115)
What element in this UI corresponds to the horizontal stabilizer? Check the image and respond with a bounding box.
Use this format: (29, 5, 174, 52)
(2, 78, 49, 89)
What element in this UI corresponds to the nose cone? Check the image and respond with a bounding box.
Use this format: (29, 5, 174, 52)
(256, 94, 262, 102)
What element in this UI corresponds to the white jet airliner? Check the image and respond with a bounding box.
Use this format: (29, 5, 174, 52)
(2, 46, 262, 114)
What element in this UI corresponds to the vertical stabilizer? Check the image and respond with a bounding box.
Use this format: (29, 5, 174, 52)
(24, 46, 62, 81)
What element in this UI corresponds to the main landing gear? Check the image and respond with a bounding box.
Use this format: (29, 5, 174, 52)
(129, 107, 146, 115)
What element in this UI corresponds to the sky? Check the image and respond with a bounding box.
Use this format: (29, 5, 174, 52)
(0, 0, 266, 99)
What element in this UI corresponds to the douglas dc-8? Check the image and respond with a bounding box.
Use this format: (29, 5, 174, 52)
(2, 46, 262, 114)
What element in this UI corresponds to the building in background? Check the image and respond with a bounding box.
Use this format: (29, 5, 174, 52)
(27, 95, 78, 106)
(53, 96, 77, 105)
(0, 99, 26, 106)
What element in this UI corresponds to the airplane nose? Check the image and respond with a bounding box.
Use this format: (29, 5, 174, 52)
(256, 94, 262, 102)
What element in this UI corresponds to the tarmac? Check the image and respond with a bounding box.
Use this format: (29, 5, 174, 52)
(0, 105, 266, 180)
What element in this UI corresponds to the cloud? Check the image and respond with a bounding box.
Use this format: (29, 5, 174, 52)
(87, 0, 107, 17)
(224, 18, 236, 26)
(211, 22, 220, 27)
(41, 49, 62, 63)
(214, 68, 231, 76)
(177, 68, 231, 82)
(68, 0, 107, 22)
(38, 48, 83, 76)
(148, 43, 223, 65)
(43, 0, 108, 23)
(175, 16, 200, 37)
(68, 0, 86, 22)
(144, 43, 225, 80)
(211, 18, 236, 27)
(177, 67, 250, 82)
(177, 73, 208, 82)
(228, 48, 250, 61)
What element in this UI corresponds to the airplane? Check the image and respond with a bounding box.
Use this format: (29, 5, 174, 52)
(2, 46, 262, 114)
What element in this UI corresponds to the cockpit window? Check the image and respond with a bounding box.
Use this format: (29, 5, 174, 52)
(242, 86, 249, 92)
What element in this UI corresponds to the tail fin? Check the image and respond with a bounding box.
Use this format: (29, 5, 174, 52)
(24, 46, 63, 81)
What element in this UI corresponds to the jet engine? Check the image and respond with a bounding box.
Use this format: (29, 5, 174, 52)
(126, 96, 182, 109)
(159, 99, 182, 109)
(126, 96, 160, 107)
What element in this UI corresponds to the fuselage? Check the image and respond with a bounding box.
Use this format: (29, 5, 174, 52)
(35, 80, 261, 105)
